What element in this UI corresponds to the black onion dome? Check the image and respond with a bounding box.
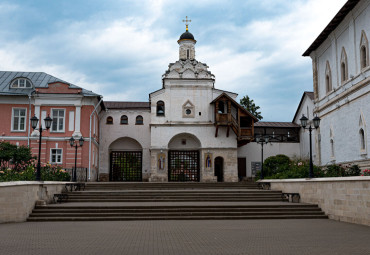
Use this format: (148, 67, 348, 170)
(179, 31, 195, 40)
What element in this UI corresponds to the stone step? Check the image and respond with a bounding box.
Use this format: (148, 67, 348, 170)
(67, 190, 276, 194)
(32, 207, 322, 213)
(27, 215, 328, 222)
(65, 194, 283, 198)
(64, 198, 285, 202)
(29, 211, 325, 217)
(35, 204, 319, 210)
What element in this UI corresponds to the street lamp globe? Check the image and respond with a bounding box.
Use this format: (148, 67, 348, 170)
(69, 137, 75, 147)
(313, 115, 321, 129)
(44, 115, 53, 130)
(31, 115, 39, 130)
(300, 115, 308, 129)
(79, 137, 84, 147)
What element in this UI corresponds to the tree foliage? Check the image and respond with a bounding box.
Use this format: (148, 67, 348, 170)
(239, 95, 263, 120)
(0, 142, 34, 171)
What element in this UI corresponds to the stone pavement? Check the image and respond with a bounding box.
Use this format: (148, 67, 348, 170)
(0, 219, 369, 255)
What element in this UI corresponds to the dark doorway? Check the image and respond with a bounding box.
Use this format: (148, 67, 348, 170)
(110, 151, 142, 181)
(238, 158, 246, 181)
(214, 157, 224, 182)
(168, 150, 200, 182)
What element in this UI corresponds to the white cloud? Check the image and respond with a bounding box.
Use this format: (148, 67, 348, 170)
(0, 0, 349, 121)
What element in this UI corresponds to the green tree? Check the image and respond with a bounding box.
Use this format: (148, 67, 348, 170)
(0, 142, 34, 171)
(239, 95, 263, 120)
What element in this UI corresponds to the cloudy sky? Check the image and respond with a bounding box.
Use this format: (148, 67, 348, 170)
(0, 0, 347, 121)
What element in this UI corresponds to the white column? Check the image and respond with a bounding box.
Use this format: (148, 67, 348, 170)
(73, 105, 82, 137)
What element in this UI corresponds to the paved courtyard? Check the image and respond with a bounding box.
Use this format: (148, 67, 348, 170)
(0, 219, 369, 255)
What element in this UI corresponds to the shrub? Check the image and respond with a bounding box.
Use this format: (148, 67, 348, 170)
(362, 169, 370, 176)
(263, 154, 291, 177)
(0, 164, 70, 182)
(323, 164, 361, 177)
(0, 142, 35, 171)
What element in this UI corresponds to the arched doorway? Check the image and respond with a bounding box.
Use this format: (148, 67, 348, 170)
(168, 133, 201, 182)
(214, 157, 224, 182)
(109, 137, 142, 182)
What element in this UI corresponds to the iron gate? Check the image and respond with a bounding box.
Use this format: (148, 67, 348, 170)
(168, 150, 200, 182)
(110, 151, 142, 181)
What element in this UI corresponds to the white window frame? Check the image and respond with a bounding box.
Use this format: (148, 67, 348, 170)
(51, 108, 66, 132)
(11, 108, 27, 132)
(50, 148, 63, 164)
(10, 78, 33, 89)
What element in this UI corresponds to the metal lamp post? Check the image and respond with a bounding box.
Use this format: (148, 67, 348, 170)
(256, 135, 269, 179)
(69, 136, 84, 182)
(30, 115, 53, 181)
(300, 114, 321, 178)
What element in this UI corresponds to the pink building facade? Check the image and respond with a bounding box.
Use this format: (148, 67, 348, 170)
(0, 72, 103, 181)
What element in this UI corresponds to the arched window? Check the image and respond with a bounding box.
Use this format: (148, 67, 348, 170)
(340, 48, 348, 83)
(156, 101, 165, 116)
(330, 139, 335, 158)
(136, 115, 143, 125)
(106, 116, 113, 125)
(120, 115, 128, 125)
(187, 49, 190, 59)
(359, 128, 365, 150)
(10, 78, 33, 88)
(325, 61, 332, 93)
(360, 31, 369, 69)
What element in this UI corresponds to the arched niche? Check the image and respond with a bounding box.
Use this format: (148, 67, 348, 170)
(109, 137, 142, 151)
(168, 133, 201, 150)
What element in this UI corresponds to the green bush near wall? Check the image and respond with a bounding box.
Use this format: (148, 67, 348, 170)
(0, 142, 70, 182)
(255, 154, 361, 180)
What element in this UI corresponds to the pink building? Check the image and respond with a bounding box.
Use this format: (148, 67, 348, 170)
(0, 71, 103, 180)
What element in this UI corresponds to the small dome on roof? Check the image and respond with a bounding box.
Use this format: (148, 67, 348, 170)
(179, 31, 195, 41)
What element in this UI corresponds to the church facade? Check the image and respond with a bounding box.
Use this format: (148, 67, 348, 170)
(98, 26, 258, 182)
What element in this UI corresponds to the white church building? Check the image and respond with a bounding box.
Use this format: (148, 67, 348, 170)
(97, 23, 304, 182)
(303, 0, 369, 170)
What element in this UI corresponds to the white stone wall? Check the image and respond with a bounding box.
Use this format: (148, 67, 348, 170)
(310, 0, 370, 168)
(238, 142, 301, 177)
(99, 109, 151, 180)
(293, 95, 316, 161)
(261, 177, 370, 226)
(0, 182, 67, 223)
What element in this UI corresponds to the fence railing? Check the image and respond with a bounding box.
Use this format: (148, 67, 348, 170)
(65, 168, 88, 182)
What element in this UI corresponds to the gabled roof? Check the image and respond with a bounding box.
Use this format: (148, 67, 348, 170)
(0, 71, 100, 97)
(104, 101, 150, 110)
(292, 91, 314, 123)
(254, 122, 300, 128)
(303, 0, 360, 56)
(210, 92, 258, 122)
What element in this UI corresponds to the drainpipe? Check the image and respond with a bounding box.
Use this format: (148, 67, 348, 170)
(27, 90, 36, 147)
(89, 96, 103, 181)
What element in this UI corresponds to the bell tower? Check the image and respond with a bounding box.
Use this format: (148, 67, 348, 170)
(178, 16, 196, 60)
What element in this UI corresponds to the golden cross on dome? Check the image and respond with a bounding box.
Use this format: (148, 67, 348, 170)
(182, 16, 191, 31)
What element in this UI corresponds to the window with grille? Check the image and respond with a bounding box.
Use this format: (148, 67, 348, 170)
(136, 115, 143, 125)
(12, 108, 26, 131)
(51, 109, 65, 132)
(106, 116, 113, 125)
(50, 149, 62, 164)
(120, 115, 128, 124)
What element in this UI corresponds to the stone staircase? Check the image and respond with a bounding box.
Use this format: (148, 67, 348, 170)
(27, 182, 327, 221)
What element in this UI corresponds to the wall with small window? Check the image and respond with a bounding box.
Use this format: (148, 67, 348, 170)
(98, 109, 151, 180)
